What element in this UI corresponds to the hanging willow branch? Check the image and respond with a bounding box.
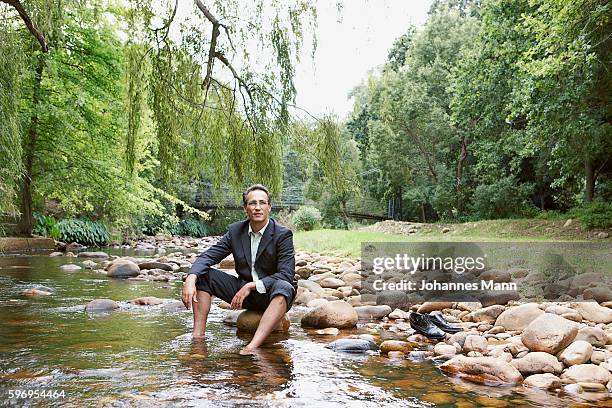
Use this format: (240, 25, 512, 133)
(194, 0, 256, 127)
(1, 0, 48, 52)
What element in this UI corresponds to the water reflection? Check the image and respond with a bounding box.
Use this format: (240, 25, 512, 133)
(182, 339, 293, 398)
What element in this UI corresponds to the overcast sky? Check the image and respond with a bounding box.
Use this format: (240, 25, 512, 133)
(148, 0, 433, 120)
(293, 0, 433, 119)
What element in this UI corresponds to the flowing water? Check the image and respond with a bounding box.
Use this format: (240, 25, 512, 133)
(0, 251, 610, 407)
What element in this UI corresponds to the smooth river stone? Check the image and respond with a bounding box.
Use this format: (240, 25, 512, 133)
(85, 299, 119, 312)
(301, 300, 358, 329)
(440, 356, 523, 385)
(236, 310, 289, 333)
(325, 338, 378, 353)
(494, 303, 544, 331)
(354, 305, 392, 319)
(521, 313, 578, 354)
(77, 251, 109, 259)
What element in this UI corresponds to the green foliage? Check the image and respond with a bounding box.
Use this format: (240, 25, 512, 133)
(57, 219, 111, 246)
(568, 201, 612, 230)
(291, 206, 322, 231)
(0, 23, 23, 216)
(174, 218, 208, 237)
(1, 0, 324, 239)
(141, 214, 179, 237)
(469, 177, 536, 220)
(32, 212, 60, 239)
(345, 0, 612, 223)
(205, 209, 245, 236)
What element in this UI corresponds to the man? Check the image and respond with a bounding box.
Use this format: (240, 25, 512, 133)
(181, 184, 296, 354)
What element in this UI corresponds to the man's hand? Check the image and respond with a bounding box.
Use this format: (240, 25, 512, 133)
(182, 275, 199, 309)
(231, 282, 255, 309)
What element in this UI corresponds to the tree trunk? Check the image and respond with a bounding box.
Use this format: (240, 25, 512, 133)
(340, 200, 349, 230)
(456, 136, 468, 215)
(397, 186, 402, 221)
(420, 203, 426, 223)
(17, 54, 45, 236)
(584, 157, 595, 203)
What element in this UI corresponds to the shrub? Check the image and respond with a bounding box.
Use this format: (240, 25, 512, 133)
(33, 212, 60, 239)
(174, 218, 208, 237)
(568, 200, 612, 230)
(469, 177, 536, 219)
(291, 206, 322, 231)
(141, 214, 179, 236)
(206, 209, 245, 236)
(57, 219, 111, 246)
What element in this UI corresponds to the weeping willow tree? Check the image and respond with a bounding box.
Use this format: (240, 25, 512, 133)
(0, 21, 23, 216)
(122, 0, 325, 201)
(1, 0, 348, 236)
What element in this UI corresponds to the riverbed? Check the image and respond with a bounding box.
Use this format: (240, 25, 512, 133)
(0, 251, 608, 407)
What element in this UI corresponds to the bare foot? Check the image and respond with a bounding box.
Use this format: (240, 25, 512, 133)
(239, 346, 258, 355)
(192, 332, 205, 340)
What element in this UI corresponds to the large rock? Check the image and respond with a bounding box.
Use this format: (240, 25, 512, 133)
(511, 352, 564, 375)
(106, 260, 140, 278)
(495, 303, 544, 331)
(325, 338, 378, 353)
(558, 341, 593, 366)
(77, 251, 109, 259)
(440, 356, 523, 385)
(434, 343, 458, 356)
(417, 302, 453, 314)
(296, 266, 312, 279)
(560, 364, 611, 385)
(294, 288, 318, 305)
(380, 340, 417, 354)
(575, 326, 607, 347)
(573, 302, 612, 324)
(583, 287, 612, 303)
(521, 313, 579, 354)
(376, 291, 410, 310)
(479, 290, 520, 307)
(236, 310, 289, 333)
(23, 286, 54, 296)
(138, 261, 173, 271)
(161, 301, 187, 312)
(463, 335, 488, 354)
(354, 305, 392, 319)
(59, 264, 82, 272)
(319, 277, 346, 289)
(523, 373, 562, 389)
(468, 305, 505, 324)
(446, 331, 480, 349)
(341, 273, 362, 289)
(388, 308, 410, 319)
(301, 300, 358, 329)
(85, 299, 119, 312)
(570, 273, 604, 292)
(129, 297, 164, 306)
(298, 279, 325, 295)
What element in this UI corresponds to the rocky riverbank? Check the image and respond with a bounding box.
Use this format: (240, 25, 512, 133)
(42, 234, 612, 402)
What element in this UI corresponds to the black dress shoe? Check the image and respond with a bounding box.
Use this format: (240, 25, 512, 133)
(429, 313, 462, 333)
(409, 312, 446, 340)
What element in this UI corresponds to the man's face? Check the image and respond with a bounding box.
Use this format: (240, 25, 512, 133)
(244, 189, 271, 224)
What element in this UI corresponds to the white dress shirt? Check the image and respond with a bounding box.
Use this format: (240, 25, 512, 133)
(248, 220, 269, 294)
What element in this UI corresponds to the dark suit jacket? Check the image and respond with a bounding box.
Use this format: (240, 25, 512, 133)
(188, 218, 296, 289)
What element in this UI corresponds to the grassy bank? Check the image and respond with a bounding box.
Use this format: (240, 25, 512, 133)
(294, 218, 610, 257)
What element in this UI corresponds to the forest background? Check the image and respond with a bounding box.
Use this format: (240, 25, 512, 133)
(1, 0, 610, 246)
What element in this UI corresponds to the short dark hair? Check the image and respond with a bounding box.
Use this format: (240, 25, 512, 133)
(242, 184, 271, 205)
